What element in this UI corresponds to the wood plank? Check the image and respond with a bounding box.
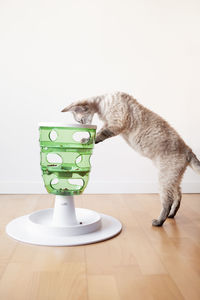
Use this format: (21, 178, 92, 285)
(88, 275, 120, 300)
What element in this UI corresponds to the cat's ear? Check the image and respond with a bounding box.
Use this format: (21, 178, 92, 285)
(61, 103, 89, 113)
(61, 104, 76, 112)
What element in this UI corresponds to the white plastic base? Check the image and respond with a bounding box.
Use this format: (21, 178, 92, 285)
(6, 196, 122, 246)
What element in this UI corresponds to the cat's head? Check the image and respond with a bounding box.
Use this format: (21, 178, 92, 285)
(61, 100, 96, 125)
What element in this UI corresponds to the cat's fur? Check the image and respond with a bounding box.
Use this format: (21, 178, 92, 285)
(62, 91, 200, 226)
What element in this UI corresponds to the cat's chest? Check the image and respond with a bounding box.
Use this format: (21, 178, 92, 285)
(121, 130, 153, 159)
(121, 131, 142, 152)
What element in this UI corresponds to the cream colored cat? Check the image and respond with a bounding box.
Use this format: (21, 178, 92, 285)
(62, 91, 200, 226)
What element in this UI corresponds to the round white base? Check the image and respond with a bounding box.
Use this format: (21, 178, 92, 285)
(6, 208, 122, 246)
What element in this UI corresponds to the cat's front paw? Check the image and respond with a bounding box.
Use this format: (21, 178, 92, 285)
(80, 138, 89, 144)
(152, 219, 163, 227)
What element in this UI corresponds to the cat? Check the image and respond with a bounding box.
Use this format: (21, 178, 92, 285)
(62, 91, 200, 226)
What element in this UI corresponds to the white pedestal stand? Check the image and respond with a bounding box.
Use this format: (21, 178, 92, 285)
(6, 195, 122, 246)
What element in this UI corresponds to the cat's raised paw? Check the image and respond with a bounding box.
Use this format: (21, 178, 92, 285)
(152, 219, 163, 227)
(80, 138, 89, 144)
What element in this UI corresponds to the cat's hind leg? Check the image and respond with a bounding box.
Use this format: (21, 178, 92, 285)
(152, 158, 187, 226)
(152, 185, 174, 226)
(168, 186, 182, 218)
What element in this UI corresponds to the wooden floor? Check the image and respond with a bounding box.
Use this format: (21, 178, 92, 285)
(0, 194, 200, 300)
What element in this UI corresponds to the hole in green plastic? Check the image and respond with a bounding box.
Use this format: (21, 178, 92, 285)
(47, 153, 62, 164)
(49, 130, 58, 141)
(76, 155, 82, 164)
(51, 178, 59, 185)
(89, 154, 94, 166)
(73, 132, 90, 143)
(68, 179, 84, 188)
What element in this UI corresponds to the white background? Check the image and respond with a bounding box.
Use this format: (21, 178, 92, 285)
(0, 0, 200, 194)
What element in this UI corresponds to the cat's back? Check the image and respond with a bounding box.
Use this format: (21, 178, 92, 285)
(120, 93, 188, 159)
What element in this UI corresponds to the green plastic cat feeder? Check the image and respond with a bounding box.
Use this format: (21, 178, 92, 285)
(6, 123, 122, 246)
(40, 123, 96, 196)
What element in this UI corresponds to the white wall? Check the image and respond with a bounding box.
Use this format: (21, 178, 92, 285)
(0, 0, 200, 194)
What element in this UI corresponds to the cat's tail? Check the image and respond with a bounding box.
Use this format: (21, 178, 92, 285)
(188, 151, 200, 174)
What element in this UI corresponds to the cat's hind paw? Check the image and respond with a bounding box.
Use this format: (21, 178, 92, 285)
(167, 214, 175, 218)
(152, 219, 163, 227)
